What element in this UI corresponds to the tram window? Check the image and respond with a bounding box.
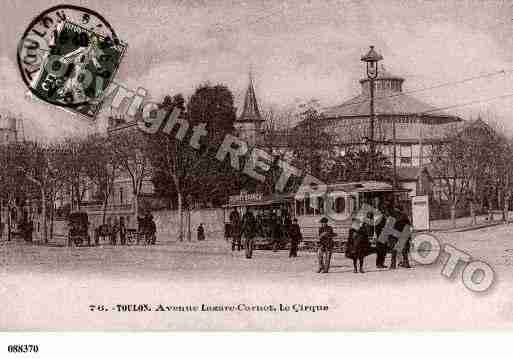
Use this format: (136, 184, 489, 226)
(332, 197, 346, 213)
(305, 197, 314, 215)
(317, 197, 325, 214)
(296, 199, 304, 216)
(351, 196, 357, 211)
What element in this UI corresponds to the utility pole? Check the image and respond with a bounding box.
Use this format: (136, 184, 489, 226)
(361, 46, 383, 180)
(393, 117, 397, 188)
(369, 76, 376, 177)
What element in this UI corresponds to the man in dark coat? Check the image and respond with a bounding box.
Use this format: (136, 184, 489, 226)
(270, 213, 281, 252)
(119, 217, 127, 245)
(241, 210, 258, 259)
(374, 200, 390, 269)
(197, 223, 205, 241)
(147, 214, 157, 245)
(230, 210, 242, 251)
(389, 207, 410, 269)
(397, 210, 412, 268)
(318, 217, 335, 273)
(288, 218, 302, 257)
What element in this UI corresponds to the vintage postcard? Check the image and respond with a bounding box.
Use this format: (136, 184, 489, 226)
(2, 0, 513, 341)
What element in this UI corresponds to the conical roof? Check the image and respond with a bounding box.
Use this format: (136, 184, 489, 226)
(238, 72, 263, 123)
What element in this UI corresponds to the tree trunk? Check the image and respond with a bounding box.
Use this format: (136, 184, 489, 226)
(187, 208, 191, 242)
(133, 191, 139, 231)
(450, 203, 456, 229)
(41, 187, 47, 244)
(0, 200, 2, 240)
(102, 194, 109, 225)
(177, 192, 183, 241)
(7, 202, 11, 242)
(470, 201, 476, 226)
(50, 201, 54, 240)
(504, 195, 509, 223)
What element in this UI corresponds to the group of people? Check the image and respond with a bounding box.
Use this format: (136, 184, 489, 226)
(226, 200, 412, 275)
(227, 209, 303, 259)
(317, 201, 412, 274)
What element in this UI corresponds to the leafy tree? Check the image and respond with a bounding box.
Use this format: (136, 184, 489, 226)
(187, 83, 236, 144)
(289, 105, 333, 180)
(324, 149, 393, 183)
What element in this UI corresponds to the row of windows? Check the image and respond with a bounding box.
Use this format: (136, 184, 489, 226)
(295, 197, 350, 216)
(364, 80, 402, 92)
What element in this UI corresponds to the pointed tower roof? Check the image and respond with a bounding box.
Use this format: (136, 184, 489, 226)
(238, 71, 263, 123)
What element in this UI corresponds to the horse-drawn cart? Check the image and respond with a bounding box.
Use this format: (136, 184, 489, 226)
(67, 212, 91, 247)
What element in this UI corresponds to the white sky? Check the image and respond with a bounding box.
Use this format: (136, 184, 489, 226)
(1, 0, 513, 139)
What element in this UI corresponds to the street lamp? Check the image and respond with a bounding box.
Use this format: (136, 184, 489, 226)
(361, 46, 383, 179)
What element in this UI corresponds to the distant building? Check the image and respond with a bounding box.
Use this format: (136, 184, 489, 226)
(0, 115, 18, 144)
(309, 65, 465, 197)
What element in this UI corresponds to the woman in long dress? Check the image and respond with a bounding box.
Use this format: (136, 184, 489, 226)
(346, 218, 371, 273)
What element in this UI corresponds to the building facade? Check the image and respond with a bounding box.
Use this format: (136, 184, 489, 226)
(0, 115, 18, 145)
(311, 65, 464, 197)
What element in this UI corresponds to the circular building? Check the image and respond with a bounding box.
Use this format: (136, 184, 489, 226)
(319, 65, 464, 196)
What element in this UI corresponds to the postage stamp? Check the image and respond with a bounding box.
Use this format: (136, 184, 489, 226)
(32, 21, 126, 118)
(16, 5, 126, 120)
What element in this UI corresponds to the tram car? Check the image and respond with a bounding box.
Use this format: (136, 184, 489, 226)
(223, 182, 410, 252)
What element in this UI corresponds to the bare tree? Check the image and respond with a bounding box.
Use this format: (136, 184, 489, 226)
(431, 120, 499, 227)
(82, 134, 119, 225)
(54, 138, 91, 211)
(16, 142, 61, 243)
(108, 128, 152, 229)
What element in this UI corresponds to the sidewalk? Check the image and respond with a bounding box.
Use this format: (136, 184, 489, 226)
(428, 212, 512, 233)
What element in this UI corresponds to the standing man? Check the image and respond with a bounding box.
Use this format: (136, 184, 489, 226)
(111, 217, 119, 246)
(289, 218, 302, 257)
(197, 223, 205, 241)
(389, 206, 410, 269)
(119, 217, 127, 245)
(241, 210, 257, 259)
(148, 214, 157, 245)
(375, 202, 391, 269)
(270, 213, 281, 252)
(230, 209, 242, 251)
(397, 209, 412, 269)
(318, 217, 335, 273)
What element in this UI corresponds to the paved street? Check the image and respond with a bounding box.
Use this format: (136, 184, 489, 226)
(1, 224, 513, 330)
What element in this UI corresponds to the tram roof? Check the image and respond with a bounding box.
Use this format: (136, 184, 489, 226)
(327, 181, 405, 193)
(223, 193, 294, 208)
(224, 181, 409, 207)
(295, 181, 409, 198)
